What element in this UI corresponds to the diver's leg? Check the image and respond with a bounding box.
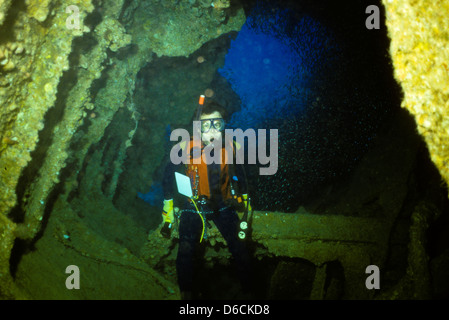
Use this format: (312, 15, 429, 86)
(176, 207, 202, 298)
(213, 207, 252, 290)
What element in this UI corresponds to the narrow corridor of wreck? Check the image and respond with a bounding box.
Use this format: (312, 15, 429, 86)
(1, 0, 449, 300)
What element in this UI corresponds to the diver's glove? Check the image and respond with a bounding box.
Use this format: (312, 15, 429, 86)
(162, 199, 175, 223)
(160, 199, 174, 238)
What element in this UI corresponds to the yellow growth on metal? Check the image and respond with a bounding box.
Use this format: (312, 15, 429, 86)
(382, 0, 449, 195)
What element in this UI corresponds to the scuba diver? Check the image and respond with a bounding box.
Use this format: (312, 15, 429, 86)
(160, 98, 252, 300)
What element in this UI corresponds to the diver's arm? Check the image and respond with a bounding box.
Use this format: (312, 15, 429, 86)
(160, 161, 178, 229)
(162, 161, 177, 201)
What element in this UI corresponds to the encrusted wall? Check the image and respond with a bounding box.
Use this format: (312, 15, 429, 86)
(1, 0, 96, 298)
(382, 0, 449, 195)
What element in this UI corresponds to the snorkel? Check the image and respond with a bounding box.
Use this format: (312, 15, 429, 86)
(195, 94, 205, 121)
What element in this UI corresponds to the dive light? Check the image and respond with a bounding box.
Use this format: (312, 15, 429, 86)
(160, 222, 172, 238)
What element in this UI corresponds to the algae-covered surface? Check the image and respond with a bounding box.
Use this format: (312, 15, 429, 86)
(14, 194, 178, 300)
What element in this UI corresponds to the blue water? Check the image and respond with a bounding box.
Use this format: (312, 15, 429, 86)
(138, 182, 163, 206)
(219, 2, 339, 130)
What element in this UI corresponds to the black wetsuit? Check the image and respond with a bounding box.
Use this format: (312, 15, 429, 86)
(162, 146, 251, 293)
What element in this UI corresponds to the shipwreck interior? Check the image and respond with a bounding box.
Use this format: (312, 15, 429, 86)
(1, 0, 449, 300)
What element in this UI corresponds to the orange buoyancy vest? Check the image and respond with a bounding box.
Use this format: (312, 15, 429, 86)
(182, 137, 235, 201)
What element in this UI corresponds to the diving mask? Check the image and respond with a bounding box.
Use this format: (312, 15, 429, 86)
(200, 118, 225, 133)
